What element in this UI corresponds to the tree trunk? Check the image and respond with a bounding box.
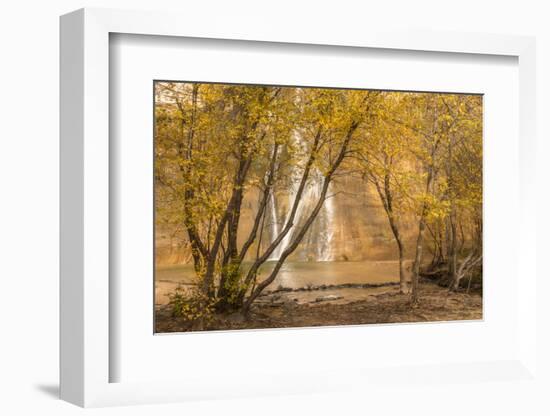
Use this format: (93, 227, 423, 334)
(446, 131, 457, 285)
(411, 164, 434, 305)
(450, 251, 482, 291)
(240, 130, 323, 293)
(243, 174, 332, 312)
(396, 238, 407, 294)
(380, 187, 408, 293)
(202, 137, 255, 298)
(370, 157, 408, 294)
(411, 215, 427, 305)
(242, 122, 359, 313)
(448, 212, 458, 286)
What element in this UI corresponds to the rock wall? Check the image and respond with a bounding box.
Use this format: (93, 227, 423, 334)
(155, 175, 420, 266)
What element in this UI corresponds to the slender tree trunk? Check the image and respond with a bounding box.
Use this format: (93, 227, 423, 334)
(396, 237, 407, 293)
(242, 122, 359, 313)
(458, 221, 466, 254)
(426, 223, 441, 268)
(448, 212, 458, 286)
(174, 84, 209, 276)
(243, 173, 332, 312)
(450, 251, 482, 291)
(372, 170, 408, 294)
(438, 225, 446, 265)
(240, 130, 323, 292)
(411, 166, 434, 305)
(385, 205, 407, 293)
(446, 132, 458, 285)
(201, 136, 255, 297)
(411, 215, 427, 305)
(216, 143, 279, 311)
(216, 159, 251, 303)
(411, 99, 441, 305)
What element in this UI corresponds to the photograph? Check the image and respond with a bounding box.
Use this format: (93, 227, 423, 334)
(153, 81, 483, 333)
(0, 0, 544, 413)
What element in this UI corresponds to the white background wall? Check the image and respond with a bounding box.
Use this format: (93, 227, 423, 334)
(0, 1, 548, 415)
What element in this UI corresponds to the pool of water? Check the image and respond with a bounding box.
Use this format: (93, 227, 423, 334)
(155, 260, 400, 305)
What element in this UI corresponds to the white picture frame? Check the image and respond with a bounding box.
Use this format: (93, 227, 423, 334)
(60, 7, 537, 407)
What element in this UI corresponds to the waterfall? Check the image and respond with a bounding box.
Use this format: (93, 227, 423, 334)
(268, 131, 335, 262)
(267, 192, 281, 261)
(318, 189, 335, 262)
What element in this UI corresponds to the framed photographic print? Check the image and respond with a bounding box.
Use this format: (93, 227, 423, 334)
(152, 81, 483, 334)
(60, 8, 538, 408)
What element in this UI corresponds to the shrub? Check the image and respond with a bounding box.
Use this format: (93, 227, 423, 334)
(168, 286, 215, 326)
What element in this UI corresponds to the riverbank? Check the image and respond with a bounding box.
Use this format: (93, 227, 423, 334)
(155, 280, 482, 333)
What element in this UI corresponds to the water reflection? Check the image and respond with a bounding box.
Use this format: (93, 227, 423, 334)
(156, 260, 400, 305)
